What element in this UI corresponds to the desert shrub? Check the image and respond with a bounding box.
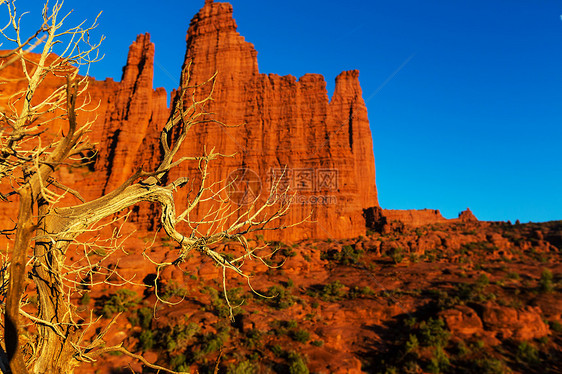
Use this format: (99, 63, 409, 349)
(165, 322, 200, 352)
(311, 340, 324, 347)
(227, 360, 257, 374)
(291, 329, 310, 343)
(201, 328, 230, 354)
(162, 280, 189, 300)
(539, 269, 554, 292)
(286, 320, 298, 329)
(281, 245, 297, 258)
(314, 281, 346, 301)
(80, 292, 90, 306)
(517, 341, 540, 365)
(418, 318, 450, 348)
(170, 354, 189, 372)
(427, 346, 450, 373)
(405, 334, 419, 354)
(506, 271, 520, 280)
(98, 289, 140, 318)
(451, 273, 492, 304)
(204, 286, 244, 318)
(287, 351, 309, 374)
(461, 241, 495, 252)
(270, 344, 284, 357)
(266, 285, 295, 309)
(321, 245, 363, 265)
(137, 307, 153, 329)
(455, 341, 470, 357)
(366, 315, 454, 374)
(388, 247, 405, 264)
(476, 273, 490, 287)
(549, 320, 562, 333)
(138, 330, 155, 351)
(348, 285, 375, 299)
(472, 357, 508, 374)
(244, 329, 263, 349)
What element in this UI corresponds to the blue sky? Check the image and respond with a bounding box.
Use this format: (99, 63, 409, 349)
(12, 0, 562, 222)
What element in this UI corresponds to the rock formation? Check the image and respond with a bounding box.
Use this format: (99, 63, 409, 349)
(381, 209, 448, 227)
(95, 34, 168, 196)
(364, 207, 479, 232)
(458, 207, 478, 222)
(162, 0, 378, 240)
(0, 0, 379, 242)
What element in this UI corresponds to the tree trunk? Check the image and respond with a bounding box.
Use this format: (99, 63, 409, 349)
(5, 186, 32, 374)
(30, 205, 79, 374)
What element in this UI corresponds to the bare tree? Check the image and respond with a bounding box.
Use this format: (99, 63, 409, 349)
(0, 1, 291, 373)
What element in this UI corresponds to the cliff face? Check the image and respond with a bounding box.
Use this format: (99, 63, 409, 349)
(163, 0, 378, 240)
(0, 33, 167, 232)
(364, 207, 478, 233)
(95, 34, 169, 195)
(0, 0, 378, 241)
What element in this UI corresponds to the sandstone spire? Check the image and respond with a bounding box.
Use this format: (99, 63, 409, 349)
(0, 2, 379, 241)
(164, 1, 379, 240)
(96, 33, 168, 196)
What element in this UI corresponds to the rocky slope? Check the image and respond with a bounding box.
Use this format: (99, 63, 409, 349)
(76, 219, 562, 374)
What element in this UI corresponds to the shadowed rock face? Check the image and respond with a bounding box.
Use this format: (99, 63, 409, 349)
(0, 0, 378, 241)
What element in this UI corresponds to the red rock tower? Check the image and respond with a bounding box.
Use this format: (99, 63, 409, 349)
(164, 1, 379, 240)
(0, 1, 379, 242)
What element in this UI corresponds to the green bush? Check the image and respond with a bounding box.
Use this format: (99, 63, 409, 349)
(287, 351, 309, 374)
(452, 274, 491, 304)
(162, 280, 189, 300)
(244, 329, 263, 349)
(137, 307, 153, 330)
(418, 318, 450, 348)
(472, 357, 508, 374)
(227, 360, 257, 374)
(427, 346, 450, 373)
(203, 286, 244, 318)
(165, 322, 200, 352)
(99, 289, 140, 318)
(270, 344, 284, 357)
(311, 340, 324, 347)
(138, 330, 155, 351)
(281, 245, 297, 258)
(286, 320, 298, 329)
(80, 292, 90, 306)
(291, 329, 310, 343)
(405, 334, 419, 354)
(266, 285, 295, 309)
(201, 328, 230, 354)
(549, 320, 562, 333)
(315, 281, 346, 302)
(348, 285, 375, 299)
(388, 247, 405, 264)
(539, 269, 554, 292)
(506, 271, 520, 280)
(320, 245, 363, 265)
(517, 341, 540, 365)
(170, 354, 189, 372)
